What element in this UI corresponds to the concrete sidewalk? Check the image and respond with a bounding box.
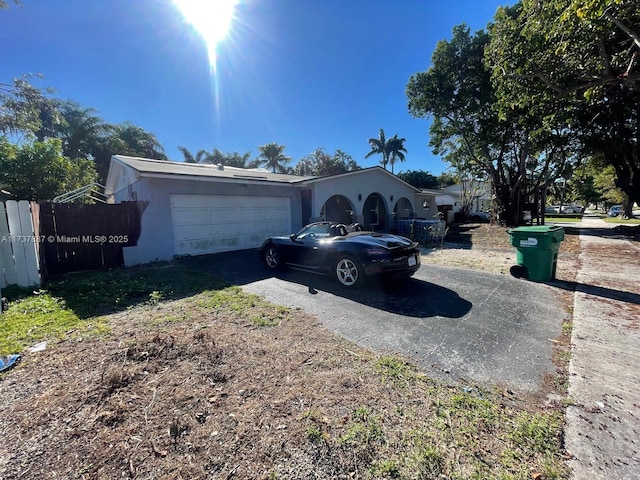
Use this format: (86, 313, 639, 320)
(565, 215, 640, 479)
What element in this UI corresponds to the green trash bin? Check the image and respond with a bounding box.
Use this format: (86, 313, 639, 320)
(507, 225, 564, 281)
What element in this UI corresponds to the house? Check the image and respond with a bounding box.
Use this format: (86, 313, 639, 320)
(105, 156, 437, 266)
(421, 188, 456, 223)
(442, 182, 491, 217)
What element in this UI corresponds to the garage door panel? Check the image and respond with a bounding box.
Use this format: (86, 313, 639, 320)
(211, 209, 243, 224)
(173, 209, 210, 226)
(174, 225, 211, 242)
(171, 195, 205, 209)
(171, 194, 291, 256)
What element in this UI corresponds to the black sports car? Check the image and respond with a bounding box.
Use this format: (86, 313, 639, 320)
(260, 222, 421, 288)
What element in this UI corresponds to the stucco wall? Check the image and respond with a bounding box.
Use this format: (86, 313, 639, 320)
(307, 169, 437, 228)
(310, 170, 418, 223)
(122, 177, 303, 266)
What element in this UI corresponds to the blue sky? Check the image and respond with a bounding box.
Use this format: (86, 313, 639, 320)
(2, 0, 511, 175)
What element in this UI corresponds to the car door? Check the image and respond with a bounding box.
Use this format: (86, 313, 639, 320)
(285, 224, 328, 270)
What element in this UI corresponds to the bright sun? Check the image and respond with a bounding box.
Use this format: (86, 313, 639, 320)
(173, 0, 239, 69)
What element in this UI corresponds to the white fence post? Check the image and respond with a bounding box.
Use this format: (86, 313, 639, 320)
(0, 201, 20, 287)
(0, 200, 41, 288)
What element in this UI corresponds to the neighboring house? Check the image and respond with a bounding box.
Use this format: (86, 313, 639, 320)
(443, 182, 491, 216)
(421, 189, 456, 223)
(105, 155, 436, 266)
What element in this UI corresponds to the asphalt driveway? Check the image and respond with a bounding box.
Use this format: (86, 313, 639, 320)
(186, 250, 566, 392)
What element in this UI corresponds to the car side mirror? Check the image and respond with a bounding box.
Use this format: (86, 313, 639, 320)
(289, 233, 298, 241)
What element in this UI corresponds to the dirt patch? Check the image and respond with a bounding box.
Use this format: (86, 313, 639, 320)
(422, 223, 581, 281)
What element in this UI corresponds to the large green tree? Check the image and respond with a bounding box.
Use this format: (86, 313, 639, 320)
(407, 25, 518, 225)
(407, 21, 578, 226)
(257, 142, 291, 173)
(396, 170, 440, 189)
(487, 0, 640, 217)
(0, 138, 97, 200)
(2, 78, 167, 185)
(365, 128, 389, 169)
(333, 149, 360, 173)
(365, 129, 408, 173)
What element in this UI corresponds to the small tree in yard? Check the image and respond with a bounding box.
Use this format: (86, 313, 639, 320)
(0, 138, 96, 200)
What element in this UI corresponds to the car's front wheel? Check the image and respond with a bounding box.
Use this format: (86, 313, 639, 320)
(263, 244, 281, 269)
(334, 255, 362, 288)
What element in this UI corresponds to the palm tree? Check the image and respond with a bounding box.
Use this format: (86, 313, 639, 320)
(257, 142, 291, 173)
(386, 135, 407, 174)
(92, 122, 166, 183)
(114, 122, 166, 160)
(56, 102, 111, 160)
(197, 148, 222, 164)
(177, 145, 196, 163)
(293, 157, 315, 176)
(223, 151, 252, 168)
(365, 128, 389, 169)
(334, 149, 360, 172)
(365, 129, 407, 173)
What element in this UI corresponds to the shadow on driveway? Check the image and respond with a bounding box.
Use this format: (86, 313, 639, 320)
(276, 270, 472, 319)
(182, 249, 472, 319)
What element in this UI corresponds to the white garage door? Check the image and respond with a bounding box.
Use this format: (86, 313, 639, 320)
(170, 194, 291, 256)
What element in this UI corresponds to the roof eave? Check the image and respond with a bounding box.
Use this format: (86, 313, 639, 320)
(138, 171, 303, 186)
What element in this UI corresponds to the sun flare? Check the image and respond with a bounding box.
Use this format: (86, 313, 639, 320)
(173, 0, 239, 69)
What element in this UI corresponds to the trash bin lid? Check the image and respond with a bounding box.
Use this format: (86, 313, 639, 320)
(507, 225, 564, 234)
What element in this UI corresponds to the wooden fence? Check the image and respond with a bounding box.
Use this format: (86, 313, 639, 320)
(38, 202, 144, 277)
(1, 201, 145, 285)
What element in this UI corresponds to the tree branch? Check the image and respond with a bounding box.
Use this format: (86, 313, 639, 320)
(596, 38, 612, 77)
(517, 71, 640, 96)
(602, 8, 640, 50)
(624, 50, 638, 77)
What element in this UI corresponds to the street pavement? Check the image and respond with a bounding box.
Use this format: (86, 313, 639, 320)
(563, 215, 640, 479)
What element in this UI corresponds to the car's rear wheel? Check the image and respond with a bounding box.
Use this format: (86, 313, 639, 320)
(263, 244, 280, 269)
(334, 255, 362, 288)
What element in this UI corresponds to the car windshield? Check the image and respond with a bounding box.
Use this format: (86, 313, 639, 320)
(295, 224, 332, 240)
